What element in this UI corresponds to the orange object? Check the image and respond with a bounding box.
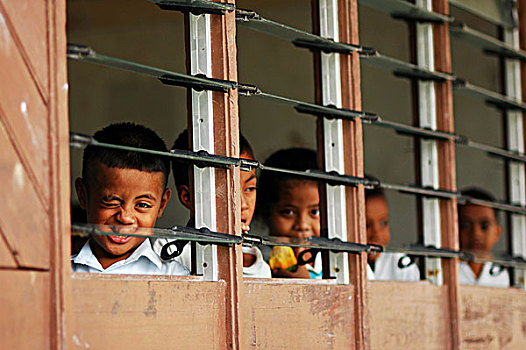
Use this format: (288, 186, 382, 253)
(269, 246, 297, 270)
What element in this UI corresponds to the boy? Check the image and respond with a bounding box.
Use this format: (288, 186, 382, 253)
(152, 130, 271, 278)
(365, 177, 420, 281)
(72, 122, 189, 275)
(458, 188, 509, 288)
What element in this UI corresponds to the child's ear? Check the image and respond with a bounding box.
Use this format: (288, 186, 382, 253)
(75, 177, 88, 209)
(157, 188, 172, 217)
(177, 185, 192, 210)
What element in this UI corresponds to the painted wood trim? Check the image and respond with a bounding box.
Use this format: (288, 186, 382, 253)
(209, 1, 244, 348)
(432, 1, 461, 348)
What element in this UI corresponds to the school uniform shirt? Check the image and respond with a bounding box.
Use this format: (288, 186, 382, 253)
(151, 238, 272, 279)
(370, 252, 420, 282)
(72, 239, 190, 276)
(459, 261, 510, 288)
(307, 253, 376, 280)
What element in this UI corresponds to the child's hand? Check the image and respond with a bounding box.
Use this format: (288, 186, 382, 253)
(272, 265, 311, 279)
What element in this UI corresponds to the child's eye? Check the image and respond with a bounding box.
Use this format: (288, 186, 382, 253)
(380, 220, 389, 228)
(480, 221, 490, 231)
(244, 186, 257, 193)
(459, 222, 472, 231)
(136, 202, 152, 209)
(279, 209, 294, 216)
(310, 208, 320, 216)
(101, 201, 119, 208)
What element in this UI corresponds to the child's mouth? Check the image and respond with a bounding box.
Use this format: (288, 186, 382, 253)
(108, 235, 133, 244)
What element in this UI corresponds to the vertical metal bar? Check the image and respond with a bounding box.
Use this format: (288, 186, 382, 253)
(503, 15, 526, 289)
(416, 0, 443, 285)
(319, 0, 349, 284)
(189, 12, 218, 280)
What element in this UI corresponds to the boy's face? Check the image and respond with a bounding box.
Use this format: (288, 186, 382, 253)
(240, 151, 257, 234)
(75, 162, 171, 266)
(366, 196, 390, 262)
(268, 180, 320, 256)
(459, 204, 502, 253)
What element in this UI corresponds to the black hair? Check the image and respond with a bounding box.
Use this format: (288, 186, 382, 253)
(256, 148, 319, 219)
(459, 187, 499, 222)
(364, 174, 385, 200)
(82, 122, 170, 188)
(171, 129, 254, 189)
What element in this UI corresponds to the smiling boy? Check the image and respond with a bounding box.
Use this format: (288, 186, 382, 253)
(72, 123, 189, 275)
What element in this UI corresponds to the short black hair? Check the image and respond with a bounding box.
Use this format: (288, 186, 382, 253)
(459, 187, 499, 221)
(171, 129, 254, 189)
(256, 148, 319, 218)
(364, 174, 385, 200)
(82, 122, 170, 188)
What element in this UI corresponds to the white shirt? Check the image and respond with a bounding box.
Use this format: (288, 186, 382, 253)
(152, 238, 272, 278)
(242, 246, 272, 278)
(72, 239, 189, 276)
(459, 261, 509, 288)
(369, 252, 420, 282)
(306, 253, 376, 280)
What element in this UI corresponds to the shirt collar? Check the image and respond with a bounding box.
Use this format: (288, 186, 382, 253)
(72, 239, 163, 271)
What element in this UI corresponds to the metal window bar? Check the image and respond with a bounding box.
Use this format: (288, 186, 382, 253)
(503, 21, 526, 289)
(414, 0, 443, 285)
(69, 133, 526, 215)
(235, 8, 375, 56)
(450, 21, 526, 60)
(71, 223, 382, 255)
(453, 79, 526, 111)
(66, 44, 236, 92)
(357, 0, 453, 23)
(449, 0, 517, 29)
(187, 11, 218, 280)
(70, 41, 526, 165)
(148, 0, 234, 16)
(316, 0, 351, 284)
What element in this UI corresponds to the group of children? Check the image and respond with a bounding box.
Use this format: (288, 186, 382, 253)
(72, 122, 510, 287)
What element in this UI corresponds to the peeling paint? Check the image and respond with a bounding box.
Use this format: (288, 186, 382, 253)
(144, 288, 157, 317)
(111, 301, 120, 316)
(12, 162, 24, 190)
(73, 335, 91, 349)
(0, 13, 10, 54)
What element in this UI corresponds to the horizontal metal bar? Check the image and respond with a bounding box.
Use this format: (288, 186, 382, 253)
(450, 21, 526, 61)
(463, 140, 526, 163)
(261, 165, 379, 188)
(386, 244, 471, 260)
(380, 182, 459, 199)
(235, 9, 375, 56)
(247, 89, 379, 122)
(361, 53, 456, 82)
(243, 234, 382, 254)
(453, 79, 526, 112)
(149, 0, 234, 15)
(449, 0, 516, 29)
(70, 132, 242, 170)
(366, 118, 526, 163)
(67, 44, 237, 92)
(458, 196, 526, 215)
(72, 223, 242, 245)
(358, 0, 453, 23)
(371, 117, 461, 141)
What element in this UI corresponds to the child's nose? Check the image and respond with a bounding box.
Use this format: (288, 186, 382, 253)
(241, 193, 249, 210)
(295, 213, 311, 232)
(116, 207, 136, 225)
